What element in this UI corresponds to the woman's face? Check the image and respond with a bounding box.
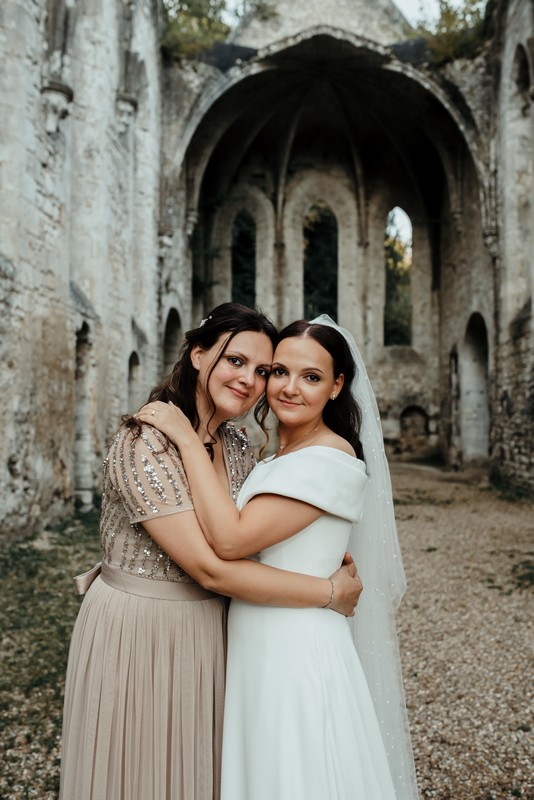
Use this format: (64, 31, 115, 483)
(192, 330, 274, 420)
(267, 335, 344, 428)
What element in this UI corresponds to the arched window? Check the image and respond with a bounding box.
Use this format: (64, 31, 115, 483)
(400, 405, 428, 453)
(163, 308, 182, 377)
(303, 202, 338, 320)
(74, 322, 93, 510)
(460, 313, 489, 461)
(384, 207, 412, 346)
(231, 211, 256, 307)
(513, 43, 531, 109)
(128, 351, 141, 412)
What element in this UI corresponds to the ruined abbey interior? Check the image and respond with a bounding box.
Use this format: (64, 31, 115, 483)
(1, 0, 532, 537)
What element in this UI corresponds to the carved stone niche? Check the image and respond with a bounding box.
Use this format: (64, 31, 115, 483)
(41, 81, 74, 134)
(116, 92, 138, 135)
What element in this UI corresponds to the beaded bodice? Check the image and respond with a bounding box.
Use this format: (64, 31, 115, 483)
(99, 422, 256, 582)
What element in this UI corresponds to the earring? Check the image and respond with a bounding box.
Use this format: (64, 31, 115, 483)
(330, 393, 337, 400)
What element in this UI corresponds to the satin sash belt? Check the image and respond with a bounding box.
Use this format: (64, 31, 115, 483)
(74, 561, 219, 601)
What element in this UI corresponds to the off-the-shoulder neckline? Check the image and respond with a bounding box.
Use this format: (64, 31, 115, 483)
(264, 445, 366, 469)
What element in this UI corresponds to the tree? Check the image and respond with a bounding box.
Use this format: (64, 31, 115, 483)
(384, 212, 412, 346)
(413, 0, 491, 64)
(161, 1, 275, 60)
(161, 0, 230, 60)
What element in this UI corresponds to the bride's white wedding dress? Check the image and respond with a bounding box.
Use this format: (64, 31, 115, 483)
(220, 446, 398, 800)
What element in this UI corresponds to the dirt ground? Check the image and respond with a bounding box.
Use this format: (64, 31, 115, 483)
(391, 463, 533, 800)
(0, 464, 532, 799)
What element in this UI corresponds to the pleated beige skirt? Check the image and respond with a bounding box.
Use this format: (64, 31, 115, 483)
(60, 563, 227, 800)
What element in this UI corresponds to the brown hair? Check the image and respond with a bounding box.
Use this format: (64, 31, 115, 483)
(124, 303, 277, 447)
(257, 320, 364, 460)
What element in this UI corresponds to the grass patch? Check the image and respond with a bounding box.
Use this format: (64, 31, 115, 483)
(0, 512, 101, 798)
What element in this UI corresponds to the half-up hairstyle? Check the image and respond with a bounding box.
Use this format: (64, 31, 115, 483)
(125, 303, 277, 445)
(261, 320, 364, 460)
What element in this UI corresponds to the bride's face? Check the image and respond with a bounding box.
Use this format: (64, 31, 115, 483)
(267, 335, 344, 427)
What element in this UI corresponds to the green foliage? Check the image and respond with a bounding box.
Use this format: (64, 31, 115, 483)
(161, 1, 276, 61)
(413, 0, 491, 64)
(384, 211, 412, 346)
(303, 202, 338, 321)
(161, 0, 230, 60)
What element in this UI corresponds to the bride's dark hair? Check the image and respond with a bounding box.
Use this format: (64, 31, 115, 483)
(124, 303, 277, 444)
(258, 320, 364, 460)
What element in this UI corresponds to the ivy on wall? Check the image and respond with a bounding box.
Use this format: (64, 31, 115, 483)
(161, 0, 275, 60)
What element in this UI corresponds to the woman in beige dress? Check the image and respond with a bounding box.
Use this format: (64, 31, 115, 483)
(59, 303, 361, 800)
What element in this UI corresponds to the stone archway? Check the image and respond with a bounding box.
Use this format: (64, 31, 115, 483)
(178, 24, 487, 468)
(163, 308, 182, 378)
(74, 321, 94, 510)
(460, 313, 490, 461)
(128, 351, 142, 412)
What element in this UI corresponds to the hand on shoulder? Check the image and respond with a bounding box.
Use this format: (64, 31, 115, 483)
(135, 401, 196, 448)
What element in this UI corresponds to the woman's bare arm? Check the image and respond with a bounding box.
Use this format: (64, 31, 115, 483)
(143, 510, 361, 615)
(136, 401, 326, 559)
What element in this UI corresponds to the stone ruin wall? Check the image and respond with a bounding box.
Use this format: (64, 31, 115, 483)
(1, 0, 533, 540)
(0, 0, 163, 538)
(491, 0, 534, 491)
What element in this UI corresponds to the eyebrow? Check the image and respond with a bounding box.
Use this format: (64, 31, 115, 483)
(227, 350, 272, 368)
(271, 361, 324, 374)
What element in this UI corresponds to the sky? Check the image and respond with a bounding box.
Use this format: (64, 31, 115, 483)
(224, 1, 445, 27)
(393, 0, 439, 26)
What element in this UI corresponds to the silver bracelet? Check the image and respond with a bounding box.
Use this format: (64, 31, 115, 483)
(322, 576, 335, 608)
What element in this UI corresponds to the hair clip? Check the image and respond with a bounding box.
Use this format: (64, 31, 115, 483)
(199, 315, 213, 327)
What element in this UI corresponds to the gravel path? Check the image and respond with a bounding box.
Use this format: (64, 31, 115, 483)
(392, 464, 533, 800)
(0, 466, 532, 799)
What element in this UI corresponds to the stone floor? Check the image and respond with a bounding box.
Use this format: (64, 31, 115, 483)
(0, 465, 532, 799)
(393, 463, 533, 800)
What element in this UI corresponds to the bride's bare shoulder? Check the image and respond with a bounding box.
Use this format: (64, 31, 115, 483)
(315, 431, 356, 457)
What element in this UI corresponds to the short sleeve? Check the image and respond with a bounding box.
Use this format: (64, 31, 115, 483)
(108, 425, 194, 524)
(238, 446, 368, 523)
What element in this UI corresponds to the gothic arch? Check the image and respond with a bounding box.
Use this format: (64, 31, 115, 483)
(179, 27, 487, 232)
(400, 405, 429, 454)
(283, 169, 362, 334)
(231, 210, 256, 308)
(500, 42, 534, 323)
(211, 186, 276, 318)
(383, 207, 412, 347)
(74, 321, 94, 510)
(128, 350, 142, 412)
(303, 202, 338, 320)
(460, 313, 490, 461)
(163, 308, 182, 378)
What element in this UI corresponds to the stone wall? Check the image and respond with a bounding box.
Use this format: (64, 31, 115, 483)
(0, 0, 162, 537)
(491, 0, 534, 491)
(1, 0, 533, 540)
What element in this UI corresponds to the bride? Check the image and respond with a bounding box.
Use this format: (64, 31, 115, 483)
(137, 315, 419, 800)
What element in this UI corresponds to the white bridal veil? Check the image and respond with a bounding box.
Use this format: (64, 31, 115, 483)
(311, 315, 419, 800)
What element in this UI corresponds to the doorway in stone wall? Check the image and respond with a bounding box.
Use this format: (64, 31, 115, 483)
(74, 322, 93, 510)
(163, 308, 182, 377)
(460, 313, 490, 461)
(128, 351, 141, 413)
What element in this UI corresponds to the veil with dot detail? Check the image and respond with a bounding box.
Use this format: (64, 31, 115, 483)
(311, 314, 419, 800)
